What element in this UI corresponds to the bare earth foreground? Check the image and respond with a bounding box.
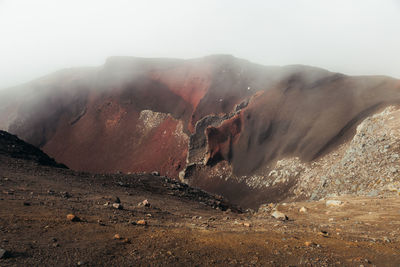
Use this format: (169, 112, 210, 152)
(1, 155, 400, 266)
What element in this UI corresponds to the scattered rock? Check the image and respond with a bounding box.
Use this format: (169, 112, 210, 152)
(271, 210, 288, 220)
(112, 203, 123, 210)
(0, 248, 8, 259)
(116, 181, 127, 187)
(304, 241, 315, 247)
(60, 191, 71, 198)
(243, 222, 251, 227)
(114, 234, 122, 240)
(326, 200, 343, 207)
(4, 190, 14, 195)
(208, 217, 216, 222)
(136, 220, 147, 226)
(318, 230, 329, 238)
(138, 199, 150, 207)
(47, 189, 55, 195)
(66, 214, 80, 222)
(299, 207, 307, 213)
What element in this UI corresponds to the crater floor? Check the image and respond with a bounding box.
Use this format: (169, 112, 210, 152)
(1, 155, 399, 266)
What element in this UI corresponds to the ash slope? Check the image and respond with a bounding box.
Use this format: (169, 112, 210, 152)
(0, 129, 237, 213)
(0, 130, 67, 169)
(1, 55, 400, 207)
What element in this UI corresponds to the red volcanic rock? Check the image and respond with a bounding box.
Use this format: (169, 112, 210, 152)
(205, 114, 242, 165)
(1, 55, 400, 207)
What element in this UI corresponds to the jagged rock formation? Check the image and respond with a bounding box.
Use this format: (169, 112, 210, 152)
(1, 55, 400, 207)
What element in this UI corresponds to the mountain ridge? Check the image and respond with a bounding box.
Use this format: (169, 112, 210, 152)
(1, 55, 400, 207)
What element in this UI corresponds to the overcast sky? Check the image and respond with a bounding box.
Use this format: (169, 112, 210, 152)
(1, 0, 400, 89)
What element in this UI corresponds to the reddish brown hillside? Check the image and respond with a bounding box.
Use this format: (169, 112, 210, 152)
(1, 55, 400, 207)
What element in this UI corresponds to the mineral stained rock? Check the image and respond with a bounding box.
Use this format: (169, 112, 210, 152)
(2, 55, 400, 207)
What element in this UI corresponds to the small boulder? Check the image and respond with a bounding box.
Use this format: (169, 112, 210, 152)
(112, 203, 123, 210)
(271, 210, 288, 220)
(60, 191, 71, 198)
(318, 230, 329, 238)
(66, 214, 80, 222)
(136, 220, 147, 225)
(151, 171, 160, 176)
(299, 207, 307, 213)
(304, 241, 317, 247)
(113, 234, 122, 240)
(138, 199, 150, 207)
(326, 200, 343, 207)
(0, 248, 8, 259)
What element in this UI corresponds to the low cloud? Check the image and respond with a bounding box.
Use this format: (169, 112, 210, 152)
(0, 0, 399, 90)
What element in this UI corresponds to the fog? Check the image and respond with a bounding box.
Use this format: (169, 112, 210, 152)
(1, 0, 400, 90)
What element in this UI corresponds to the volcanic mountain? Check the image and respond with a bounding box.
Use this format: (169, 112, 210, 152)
(1, 55, 400, 207)
(3, 118, 400, 266)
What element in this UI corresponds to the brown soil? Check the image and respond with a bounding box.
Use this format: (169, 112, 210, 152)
(1, 155, 400, 266)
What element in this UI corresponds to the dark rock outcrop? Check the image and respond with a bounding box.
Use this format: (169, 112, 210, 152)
(0, 130, 67, 168)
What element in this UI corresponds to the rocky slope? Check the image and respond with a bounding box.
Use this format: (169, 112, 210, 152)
(1, 55, 400, 207)
(244, 106, 400, 204)
(0, 130, 67, 169)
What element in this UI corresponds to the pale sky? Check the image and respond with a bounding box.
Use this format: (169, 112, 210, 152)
(1, 0, 400, 89)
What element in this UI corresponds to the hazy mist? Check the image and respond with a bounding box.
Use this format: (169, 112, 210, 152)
(1, 0, 400, 90)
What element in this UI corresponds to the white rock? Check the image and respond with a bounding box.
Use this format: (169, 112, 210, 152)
(112, 203, 123, 210)
(271, 210, 288, 220)
(326, 200, 343, 207)
(299, 207, 307, 213)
